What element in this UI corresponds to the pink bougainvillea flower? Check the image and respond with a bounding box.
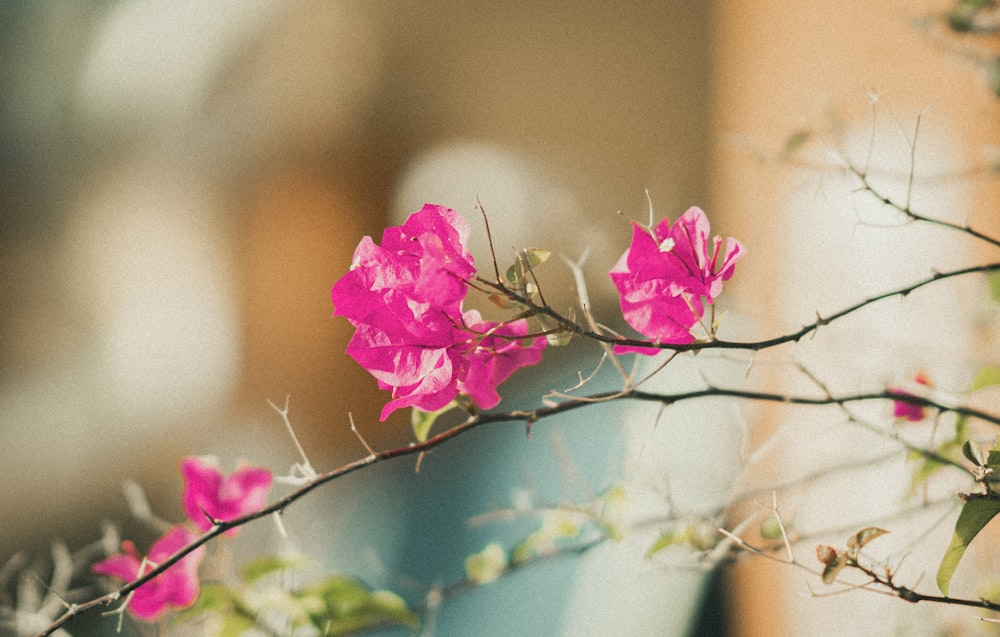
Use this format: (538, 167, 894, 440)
(332, 204, 546, 420)
(456, 310, 547, 411)
(331, 203, 476, 336)
(890, 372, 932, 422)
(609, 206, 745, 353)
(91, 525, 205, 622)
(180, 456, 272, 534)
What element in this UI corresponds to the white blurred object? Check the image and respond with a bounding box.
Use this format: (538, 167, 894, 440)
(392, 140, 618, 311)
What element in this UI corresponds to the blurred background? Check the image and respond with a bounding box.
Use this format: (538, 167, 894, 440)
(1, 1, 998, 635)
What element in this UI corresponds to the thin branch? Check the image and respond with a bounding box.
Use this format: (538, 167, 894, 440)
(36, 377, 999, 635)
(479, 260, 1000, 353)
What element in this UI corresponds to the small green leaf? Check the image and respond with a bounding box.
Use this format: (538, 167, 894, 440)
(986, 448, 1000, 474)
(596, 485, 628, 540)
(821, 556, 847, 585)
(784, 129, 811, 153)
(948, 0, 996, 32)
(908, 452, 949, 492)
(241, 554, 310, 584)
(645, 531, 678, 558)
(963, 440, 985, 467)
(846, 527, 889, 553)
(520, 248, 551, 269)
(937, 496, 1000, 596)
(465, 543, 508, 585)
(411, 401, 457, 443)
(183, 582, 237, 615)
(216, 614, 257, 637)
(989, 272, 1000, 303)
(297, 575, 419, 634)
(970, 365, 1000, 392)
(546, 329, 574, 347)
(505, 248, 551, 286)
(760, 517, 783, 540)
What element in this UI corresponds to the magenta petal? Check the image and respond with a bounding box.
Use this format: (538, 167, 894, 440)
(92, 547, 141, 582)
(92, 525, 205, 622)
(610, 207, 743, 348)
(181, 456, 272, 535)
(457, 312, 547, 409)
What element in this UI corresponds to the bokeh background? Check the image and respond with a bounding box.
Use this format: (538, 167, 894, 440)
(2, 1, 998, 635)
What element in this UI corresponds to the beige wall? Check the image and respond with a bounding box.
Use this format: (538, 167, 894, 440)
(710, 1, 1000, 634)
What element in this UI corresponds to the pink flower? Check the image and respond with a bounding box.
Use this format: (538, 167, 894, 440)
(332, 204, 476, 336)
(331, 204, 546, 420)
(91, 525, 205, 622)
(456, 310, 547, 411)
(180, 456, 272, 534)
(609, 206, 744, 352)
(890, 372, 932, 422)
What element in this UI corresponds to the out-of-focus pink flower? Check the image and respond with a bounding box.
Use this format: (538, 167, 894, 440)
(180, 456, 272, 534)
(890, 372, 932, 421)
(91, 525, 204, 622)
(331, 204, 546, 420)
(609, 206, 744, 353)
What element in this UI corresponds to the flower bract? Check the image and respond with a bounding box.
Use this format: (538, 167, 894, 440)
(91, 525, 205, 622)
(609, 206, 744, 353)
(332, 204, 546, 419)
(180, 456, 273, 534)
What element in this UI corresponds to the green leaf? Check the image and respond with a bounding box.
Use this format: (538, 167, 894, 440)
(989, 272, 1000, 303)
(970, 365, 1000, 392)
(908, 452, 949, 491)
(846, 527, 888, 553)
(962, 440, 985, 467)
(296, 575, 419, 634)
(821, 556, 847, 585)
(645, 531, 678, 558)
(937, 496, 1000, 596)
(505, 248, 551, 286)
(216, 614, 257, 637)
(411, 400, 457, 443)
(465, 543, 508, 585)
(784, 129, 811, 154)
(948, 0, 996, 32)
(760, 517, 783, 540)
(241, 554, 310, 584)
(183, 582, 237, 616)
(595, 485, 628, 541)
(987, 448, 1000, 474)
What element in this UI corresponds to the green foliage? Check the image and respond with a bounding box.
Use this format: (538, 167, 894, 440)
(645, 521, 718, 558)
(505, 248, 551, 289)
(240, 554, 310, 584)
(947, 0, 997, 32)
(512, 509, 584, 563)
(296, 575, 419, 634)
(846, 526, 889, 553)
(179, 556, 417, 636)
(907, 362, 1000, 492)
(989, 271, 1000, 303)
(464, 543, 508, 585)
(937, 496, 1000, 596)
(182, 583, 257, 637)
(969, 365, 1000, 392)
(759, 517, 784, 541)
(783, 129, 811, 154)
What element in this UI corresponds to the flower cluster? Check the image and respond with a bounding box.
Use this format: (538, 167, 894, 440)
(331, 204, 547, 420)
(609, 206, 745, 351)
(91, 457, 272, 621)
